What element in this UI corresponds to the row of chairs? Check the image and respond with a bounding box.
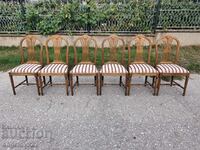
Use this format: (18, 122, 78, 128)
(8, 34, 190, 96)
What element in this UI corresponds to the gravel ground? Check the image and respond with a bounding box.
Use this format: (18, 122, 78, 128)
(0, 72, 200, 150)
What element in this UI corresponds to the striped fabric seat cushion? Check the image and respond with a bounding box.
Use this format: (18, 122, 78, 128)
(39, 64, 68, 74)
(9, 64, 42, 74)
(157, 64, 189, 74)
(100, 63, 127, 74)
(70, 64, 98, 74)
(129, 63, 158, 74)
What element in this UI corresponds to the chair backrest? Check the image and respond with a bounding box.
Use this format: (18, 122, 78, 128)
(156, 35, 180, 64)
(20, 35, 43, 64)
(128, 35, 152, 65)
(45, 35, 69, 64)
(73, 35, 98, 65)
(102, 34, 125, 65)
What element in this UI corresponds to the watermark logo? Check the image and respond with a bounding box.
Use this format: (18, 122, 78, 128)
(1, 124, 54, 149)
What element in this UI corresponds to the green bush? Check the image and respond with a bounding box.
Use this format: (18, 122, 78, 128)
(0, 0, 199, 35)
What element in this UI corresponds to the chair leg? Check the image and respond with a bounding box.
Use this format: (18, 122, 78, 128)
(152, 76, 155, 87)
(128, 75, 132, 95)
(70, 74, 74, 96)
(144, 76, 148, 86)
(49, 76, 52, 86)
(102, 76, 104, 86)
(100, 74, 102, 95)
(125, 74, 129, 96)
(39, 76, 43, 96)
(9, 74, 16, 95)
(76, 76, 79, 86)
(65, 74, 69, 96)
(183, 75, 189, 96)
(157, 75, 161, 96)
(35, 76, 40, 96)
(96, 74, 99, 95)
(43, 76, 46, 85)
(94, 76, 97, 86)
(170, 76, 174, 86)
(25, 75, 29, 86)
(119, 76, 122, 86)
(153, 76, 157, 96)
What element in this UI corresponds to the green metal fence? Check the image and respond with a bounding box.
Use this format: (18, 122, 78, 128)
(0, 0, 200, 35)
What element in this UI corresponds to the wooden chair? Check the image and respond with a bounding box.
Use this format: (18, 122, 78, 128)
(127, 35, 159, 95)
(38, 35, 69, 95)
(70, 35, 99, 95)
(8, 35, 43, 95)
(156, 35, 190, 96)
(99, 34, 128, 95)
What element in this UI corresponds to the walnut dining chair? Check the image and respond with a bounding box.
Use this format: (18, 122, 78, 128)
(127, 35, 159, 95)
(155, 35, 190, 96)
(70, 35, 99, 95)
(8, 35, 43, 95)
(38, 35, 69, 95)
(99, 34, 128, 95)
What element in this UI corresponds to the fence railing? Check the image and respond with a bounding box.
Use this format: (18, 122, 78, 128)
(0, 0, 200, 35)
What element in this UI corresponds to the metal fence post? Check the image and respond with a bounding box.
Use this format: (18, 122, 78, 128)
(87, 4, 91, 33)
(153, 0, 161, 34)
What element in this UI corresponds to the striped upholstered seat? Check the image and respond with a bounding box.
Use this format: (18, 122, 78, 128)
(100, 63, 127, 74)
(70, 63, 98, 74)
(157, 64, 189, 74)
(39, 64, 68, 74)
(9, 63, 42, 74)
(129, 63, 158, 74)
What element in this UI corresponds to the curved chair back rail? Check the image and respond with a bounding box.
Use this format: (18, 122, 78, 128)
(155, 35, 180, 65)
(101, 34, 126, 65)
(45, 35, 69, 65)
(20, 35, 43, 64)
(73, 35, 98, 65)
(128, 34, 152, 65)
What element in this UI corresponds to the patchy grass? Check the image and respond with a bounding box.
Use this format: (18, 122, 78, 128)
(179, 46, 200, 73)
(0, 46, 200, 74)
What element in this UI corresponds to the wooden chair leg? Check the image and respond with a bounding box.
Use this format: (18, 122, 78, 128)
(157, 75, 161, 96)
(100, 74, 102, 95)
(152, 76, 155, 87)
(119, 76, 122, 86)
(170, 76, 174, 86)
(9, 74, 16, 95)
(183, 75, 189, 96)
(65, 74, 69, 96)
(43, 76, 46, 85)
(49, 76, 52, 86)
(25, 75, 29, 86)
(76, 76, 79, 86)
(102, 76, 104, 86)
(125, 74, 129, 96)
(144, 76, 148, 86)
(96, 74, 99, 95)
(128, 75, 132, 95)
(35, 76, 40, 96)
(153, 76, 157, 96)
(94, 76, 97, 86)
(70, 74, 74, 96)
(39, 76, 43, 96)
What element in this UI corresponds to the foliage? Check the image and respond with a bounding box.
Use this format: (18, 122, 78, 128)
(0, 0, 200, 34)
